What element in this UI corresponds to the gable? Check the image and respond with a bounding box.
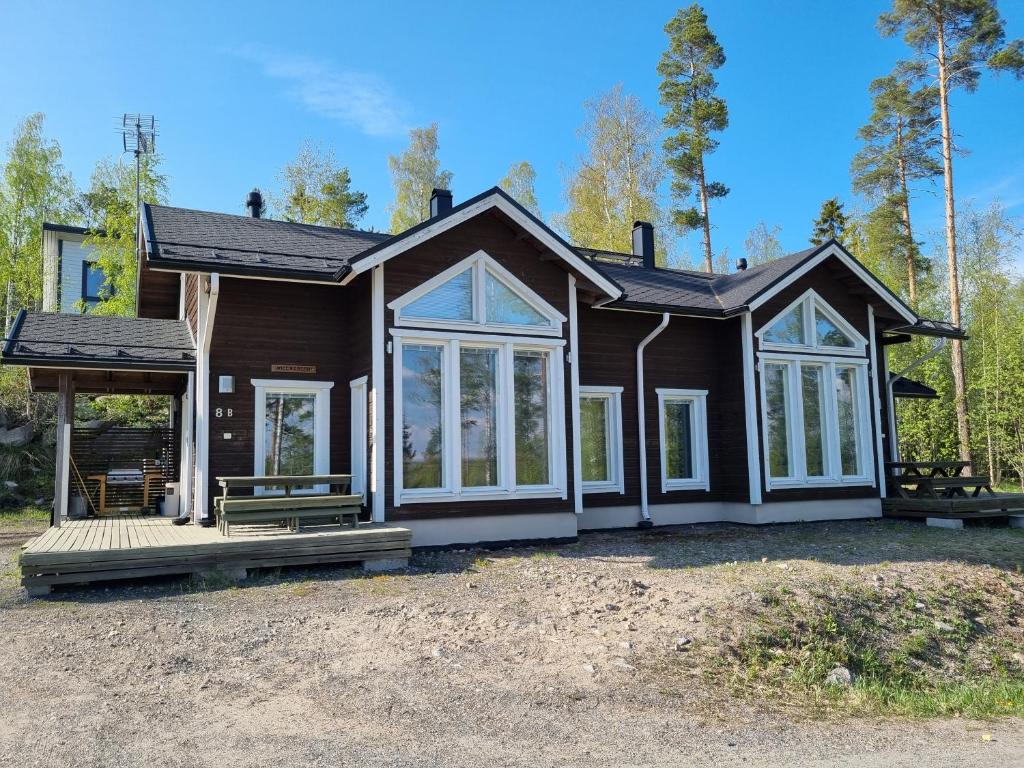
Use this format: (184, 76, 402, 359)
(756, 288, 867, 354)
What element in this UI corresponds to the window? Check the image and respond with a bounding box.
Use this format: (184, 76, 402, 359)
(579, 387, 624, 494)
(757, 290, 865, 354)
(656, 389, 710, 492)
(390, 250, 565, 335)
(394, 335, 565, 503)
(759, 358, 871, 488)
(252, 379, 333, 494)
(81, 262, 108, 310)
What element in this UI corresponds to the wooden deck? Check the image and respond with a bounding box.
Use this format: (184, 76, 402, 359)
(19, 516, 412, 594)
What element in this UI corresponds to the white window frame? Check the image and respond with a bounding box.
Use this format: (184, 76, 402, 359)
(349, 376, 368, 501)
(388, 250, 566, 336)
(656, 388, 711, 493)
(756, 288, 867, 356)
(251, 378, 334, 495)
(579, 386, 625, 495)
(757, 354, 873, 490)
(392, 330, 567, 504)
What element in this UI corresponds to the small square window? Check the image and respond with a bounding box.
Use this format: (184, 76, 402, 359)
(656, 389, 710, 493)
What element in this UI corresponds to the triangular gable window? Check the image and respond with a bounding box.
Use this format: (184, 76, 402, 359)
(403, 268, 473, 322)
(757, 290, 866, 354)
(390, 250, 566, 335)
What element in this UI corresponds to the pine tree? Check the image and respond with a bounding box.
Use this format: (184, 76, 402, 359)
(879, 0, 1024, 467)
(555, 84, 664, 257)
(810, 198, 849, 246)
(387, 123, 453, 233)
(851, 62, 941, 305)
(657, 3, 729, 273)
(276, 141, 367, 228)
(498, 161, 541, 218)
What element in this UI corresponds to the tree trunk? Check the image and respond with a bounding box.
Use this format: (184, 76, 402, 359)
(895, 125, 918, 306)
(936, 19, 972, 469)
(696, 155, 713, 273)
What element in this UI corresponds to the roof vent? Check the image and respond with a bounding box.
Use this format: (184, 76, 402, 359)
(429, 188, 453, 219)
(736, 257, 748, 271)
(246, 189, 264, 219)
(631, 221, 655, 269)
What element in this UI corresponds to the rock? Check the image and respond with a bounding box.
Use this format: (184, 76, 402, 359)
(674, 637, 692, 651)
(0, 423, 33, 448)
(914, 602, 926, 611)
(582, 664, 596, 675)
(934, 621, 955, 633)
(604, 603, 620, 612)
(3, 480, 17, 491)
(825, 666, 854, 688)
(609, 658, 635, 671)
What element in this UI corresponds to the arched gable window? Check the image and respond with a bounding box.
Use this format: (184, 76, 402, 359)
(757, 289, 866, 354)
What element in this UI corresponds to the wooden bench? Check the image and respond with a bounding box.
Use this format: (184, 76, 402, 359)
(884, 460, 1024, 518)
(215, 474, 360, 536)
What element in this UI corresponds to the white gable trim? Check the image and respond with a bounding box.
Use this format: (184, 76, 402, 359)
(341, 191, 622, 301)
(756, 288, 868, 356)
(747, 243, 917, 324)
(388, 249, 566, 336)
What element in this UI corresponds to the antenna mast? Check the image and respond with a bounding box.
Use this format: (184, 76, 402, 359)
(120, 114, 157, 249)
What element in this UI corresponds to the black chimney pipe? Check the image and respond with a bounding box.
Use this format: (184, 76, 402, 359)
(246, 189, 264, 219)
(631, 221, 655, 269)
(430, 188, 453, 218)
(736, 257, 748, 271)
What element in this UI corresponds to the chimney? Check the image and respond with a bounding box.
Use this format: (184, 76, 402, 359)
(246, 189, 264, 219)
(736, 257, 748, 271)
(631, 221, 655, 269)
(430, 188, 453, 218)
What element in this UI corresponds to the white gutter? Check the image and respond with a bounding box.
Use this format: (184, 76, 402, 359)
(885, 336, 946, 464)
(194, 273, 220, 522)
(637, 313, 670, 524)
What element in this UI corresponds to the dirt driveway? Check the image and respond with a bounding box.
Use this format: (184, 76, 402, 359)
(1, 516, 1022, 767)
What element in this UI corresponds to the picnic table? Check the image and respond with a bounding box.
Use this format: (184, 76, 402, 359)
(885, 461, 995, 500)
(215, 474, 361, 536)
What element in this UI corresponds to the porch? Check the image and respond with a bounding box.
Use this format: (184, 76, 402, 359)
(19, 515, 412, 594)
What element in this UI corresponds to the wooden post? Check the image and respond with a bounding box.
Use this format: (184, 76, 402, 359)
(52, 373, 74, 527)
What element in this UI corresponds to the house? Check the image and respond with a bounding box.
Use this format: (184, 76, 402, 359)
(3, 186, 964, 549)
(41, 223, 109, 313)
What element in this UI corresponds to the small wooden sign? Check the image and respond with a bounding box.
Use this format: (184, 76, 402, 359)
(271, 364, 317, 374)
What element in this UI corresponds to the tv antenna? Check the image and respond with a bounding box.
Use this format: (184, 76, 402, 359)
(120, 114, 157, 249)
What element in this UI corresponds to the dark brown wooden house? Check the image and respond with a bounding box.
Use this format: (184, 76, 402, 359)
(3, 186, 965, 548)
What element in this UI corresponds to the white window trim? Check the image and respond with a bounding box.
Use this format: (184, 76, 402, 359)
(393, 333, 567, 505)
(251, 378, 334, 495)
(656, 388, 711, 493)
(757, 355, 874, 490)
(756, 288, 867, 356)
(579, 386, 625, 495)
(349, 376, 368, 502)
(387, 249, 566, 336)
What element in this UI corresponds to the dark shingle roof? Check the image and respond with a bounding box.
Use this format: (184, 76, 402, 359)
(145, 204, 390, 280)
(2, 311, 195, 371)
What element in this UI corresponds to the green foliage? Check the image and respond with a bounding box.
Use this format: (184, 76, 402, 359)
(0, 113, 76, 328)
(80, 154, 168, 317)
(387, 123, 453, 234)
(810, 197, 849, 246)
(658, 3, 728, 270)
(555, 85, 665, 260)
(743, 221, 783, 266)
(76, 394, 169, 428)
(498, 161, 541, 218)
(276, 141, 368, 228)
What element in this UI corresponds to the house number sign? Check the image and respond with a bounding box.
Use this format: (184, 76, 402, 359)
(271, 364, 317, 374)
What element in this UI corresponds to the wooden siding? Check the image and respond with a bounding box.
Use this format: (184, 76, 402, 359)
(382, 212, 575, 521)
(184, 273, 199, 337)
(137, 255, 181, 319)
(577, 308, 750, 508)
(751, 256, 885, 503)
(205, 277, 368, 510)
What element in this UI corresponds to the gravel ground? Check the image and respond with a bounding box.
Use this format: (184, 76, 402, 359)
(0, 517, 1022, 767)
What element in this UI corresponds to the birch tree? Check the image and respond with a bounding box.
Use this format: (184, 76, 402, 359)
(879, 0, 1024, 466)
(556, 84, 664, 257)
(658, 3, 729, 273)
(498, 161, 541, 218)
(276, 141, 368, 228)
(387, 123, 453, 233)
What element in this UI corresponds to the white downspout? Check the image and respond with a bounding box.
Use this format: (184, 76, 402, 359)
(886, 336, 946, 463)
(195, 273, 220, 523)
(637, 313, 670, 524)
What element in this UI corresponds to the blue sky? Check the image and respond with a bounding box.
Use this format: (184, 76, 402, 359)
(2, 0, 1022, 266)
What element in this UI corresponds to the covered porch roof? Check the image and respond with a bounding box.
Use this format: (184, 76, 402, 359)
(2, 310, 195, 395)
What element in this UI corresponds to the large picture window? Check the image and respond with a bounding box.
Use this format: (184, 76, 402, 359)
(394, 334, 566, 503)
(579, 386, 624, 494)
(656, 389, 710, 493)
(759, 357, 871, 488)
(252, 379, 333, 495)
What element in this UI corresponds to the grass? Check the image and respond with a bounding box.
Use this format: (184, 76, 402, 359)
(701, 576, 1024, 718)
(0, 504, 50, 523)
